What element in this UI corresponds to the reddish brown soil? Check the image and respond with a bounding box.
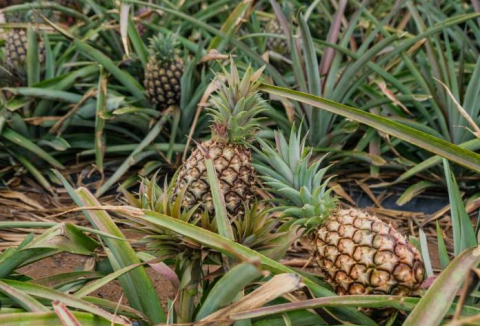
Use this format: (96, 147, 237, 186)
(18, 252, 175, 310)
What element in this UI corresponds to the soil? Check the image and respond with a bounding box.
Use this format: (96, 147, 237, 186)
(18, 252, 176, 311)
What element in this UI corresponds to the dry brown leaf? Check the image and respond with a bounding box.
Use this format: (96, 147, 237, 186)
(328, 181, 356, 205)
(0, 191, 44, 209)
(198, 50, 230, 64)
(200, 273, 302, 325)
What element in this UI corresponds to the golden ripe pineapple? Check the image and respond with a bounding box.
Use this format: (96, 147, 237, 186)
(144, 33, 184, 110)
(255, 128, 425, 296)
(172, 61, 266, 217)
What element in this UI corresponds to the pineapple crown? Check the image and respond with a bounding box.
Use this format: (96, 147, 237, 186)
(148, 33, 180, 62)
(208, 59, 267, 143)
(253, 127, 338, 232)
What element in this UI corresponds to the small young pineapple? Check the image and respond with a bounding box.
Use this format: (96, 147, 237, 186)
(254, 128, 425, 296)
(2, 29, 45, 86)
(265, 2, 293, 57)
(144, 33, 184, 110)
(172, 61, 266, 218)
(266, 19, 288, 56)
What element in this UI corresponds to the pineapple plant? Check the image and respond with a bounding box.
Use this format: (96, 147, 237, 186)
(122, 175, 287, 260)
(121, 175, 290, 322)
(144, 33, 184, 110)
(254, 128, 425, 296)
(172, 61, 266, 217)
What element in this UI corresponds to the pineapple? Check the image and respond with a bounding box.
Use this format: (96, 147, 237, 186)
(265, 2, 293, 57)
(254, 128, 425, 296)
(172, 61, 266, 218)
(1, 29, 45, 86)
(144, 33, 184, 110)
(266, 19, 288, 56)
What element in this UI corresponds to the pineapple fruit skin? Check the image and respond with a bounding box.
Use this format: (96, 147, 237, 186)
(5, 29, 29, 69)
(266, 20, 288, 55)
(173, 140, 256, 217)
(2, 29, 45, 86)
(144, 56, 184, 110)
(312, 208, 425, 296)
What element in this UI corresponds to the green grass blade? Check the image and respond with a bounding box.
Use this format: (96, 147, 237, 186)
(208, 1, 251, 51)
(94, 67, 107, 174)
(0, 280, 48, 312)
(128, 16, 148, 67)
(73, 262, 143, 299)
(31, 271, 104, 289)
(195, 263, 262, 320)
(436, 221, 450, 270)
(2, 128, 64, 168)
(42, 33, 55, 80)
(443, 159, 477, 255)
(0, 312, 119, 326)
(396, 181, 436, 206)
(1, 280, 128, 325)
(205, 157, 235, 241)
(27, 26, 40, 86)
(10, 151, 53, 193)
(376, 138, 480, 187)
(66, 185, 165, 324)
(259, 84, 480, 172)
(403, 247, 480, 326)
(73, 39, 148, 105)
(0, 222, 125, 241)
(3, 88, 82, 103)
(96, 114, 170, 197)
(419, 229, 434, 277)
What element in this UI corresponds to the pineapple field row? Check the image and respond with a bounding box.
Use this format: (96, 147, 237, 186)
(1, 0, 480, 325)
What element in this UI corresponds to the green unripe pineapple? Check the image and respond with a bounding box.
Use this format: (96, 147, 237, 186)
(1, 29, 45, 86)
(144, 33, 184, 110)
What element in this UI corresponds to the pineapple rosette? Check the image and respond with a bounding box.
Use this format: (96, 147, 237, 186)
(254, 128, 426, 296)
